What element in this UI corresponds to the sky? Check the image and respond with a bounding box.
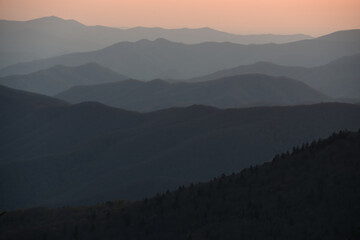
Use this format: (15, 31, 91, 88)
(0, 0, 359, 36)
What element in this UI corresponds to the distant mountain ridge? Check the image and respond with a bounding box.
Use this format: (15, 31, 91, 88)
(1, 86, 360, 210)
(0, 16, 312, 68)
(56, 74, 331, 112)
(317, 29, 360, 42)
(190, 53, 360, 99)
(0, 29, 358, 79)
(0, 62, 128, 95)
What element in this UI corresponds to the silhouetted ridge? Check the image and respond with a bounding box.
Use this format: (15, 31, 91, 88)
(0, 62, 128, 95)
(317, 29, 360, 42)
(0, 85, 68, 127)
(0, 16, 313, 70)
(68, 101, 139, 116)
(27, 16, 84, 26)
(191, 53, 360, 99)
(0, 85, 67, 109)
(56, 74, 331, 112)
(0, 29, 356, 79)
(326, 53, 360, 66)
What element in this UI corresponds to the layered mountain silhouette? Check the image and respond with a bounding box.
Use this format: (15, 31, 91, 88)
(1, 130, 360, 240)
(190, 53, 360, 99)
(0, 63, 127, 95)
(0, 85, 68, 127)
(0, 16, 312, 68)
(1, 30, 359, 79)
(56, 74, 331, 112)
(1, 86, 360, 210)
(1, 12, 359, 240)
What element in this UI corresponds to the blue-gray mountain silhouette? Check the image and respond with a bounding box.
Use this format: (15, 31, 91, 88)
(0, 16, 312, 68)
(190, 53, 360, 99)
(1, 29, 359, 79)
(0, 62, 127, 95)
(56, 74, 331, 112)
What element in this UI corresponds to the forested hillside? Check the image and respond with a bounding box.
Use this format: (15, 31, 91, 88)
(1, 130, 359, 240)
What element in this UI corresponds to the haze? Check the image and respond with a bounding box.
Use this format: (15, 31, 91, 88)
(1, 0, 359, 36)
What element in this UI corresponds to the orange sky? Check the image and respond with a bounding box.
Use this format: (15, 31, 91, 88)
(0, 0, 359, 36)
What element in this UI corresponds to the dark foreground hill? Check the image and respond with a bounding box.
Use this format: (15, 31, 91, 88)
(0, 63, 127, 96)
(1, 86, 360, 210)
(56, 74, 331, 112)
(191, 53, 360, 99)
(1, 130, 359, 240)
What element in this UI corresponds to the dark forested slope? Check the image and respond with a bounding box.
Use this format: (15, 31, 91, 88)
(1, 130, 359, 240)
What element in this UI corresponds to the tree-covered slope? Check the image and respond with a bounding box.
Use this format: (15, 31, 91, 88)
(1, 130, 359, 240)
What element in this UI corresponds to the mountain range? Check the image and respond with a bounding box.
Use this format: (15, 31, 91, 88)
(0, 16, 312, 68)
(1, 85, 360, 210)
(190, 53, 360, 99)
(0, 62, 128, 95)
(1, 129, 359, 240)
(56, 74, 331, 112)
(1, 29, 359, 79)
(0, 53, 358, 103)
(1, 16, 360, 239)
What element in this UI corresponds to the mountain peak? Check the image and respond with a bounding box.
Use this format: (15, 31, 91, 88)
(27, 16, 84, 26)
(28, 16, 64, 22)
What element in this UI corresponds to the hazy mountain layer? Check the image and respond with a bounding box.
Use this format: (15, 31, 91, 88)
(1, 30, 359, 79)
(56, 74, 331, 112)
(1, 86, 360, 210)
(0, 16, 312, 68)
(0, 62, 128, 95)
(191, 53, 360, 99)
(1, 130, 359, 240)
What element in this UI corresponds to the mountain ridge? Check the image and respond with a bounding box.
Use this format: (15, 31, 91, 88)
(0, 62, 128, 95)
(1, 86, 360, 210)
(1, 30, 358, 79)
(189, 53, 360, 98)
(0, 16, 313, 68)
(56, 74, 331, 112)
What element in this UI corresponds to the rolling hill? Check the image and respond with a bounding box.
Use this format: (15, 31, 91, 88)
(1, 86, 360, 210)
(1, 30, 359, 79)
(56, 74, 331, 112)
(0, 16, 312, 68)
(191, 53, 360, 99)
(1, 130, 359, 240)
(0, 63, 128, 95)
